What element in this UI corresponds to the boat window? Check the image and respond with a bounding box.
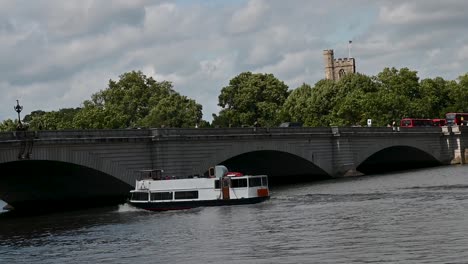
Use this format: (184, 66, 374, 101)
(131, 192, 149, 201)
(231, 178, 247, 188)
(214, 180, 220, 189)
(262, 176, 268, 186)
(174, 191, 199, 200)
(151, 192, 173, 201)
(249, 177, 262, 187)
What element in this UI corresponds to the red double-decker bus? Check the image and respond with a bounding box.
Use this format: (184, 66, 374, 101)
(432, 118, 446, 127)
(400, 118, 433, 127)
(445, 113, 468, 126)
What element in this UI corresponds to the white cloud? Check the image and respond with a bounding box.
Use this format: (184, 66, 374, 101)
(227, 0, 269, 34)
(459, 45, 468, 60)
(1, 0, 468, 122)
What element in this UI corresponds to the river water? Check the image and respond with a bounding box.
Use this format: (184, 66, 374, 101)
(2, 165, 468, 263)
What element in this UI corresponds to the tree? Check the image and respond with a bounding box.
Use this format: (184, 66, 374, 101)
(0, 119, 17, 131)
(373, 67, 421, 121)
(75, 70, 205, 129)
(140, 94, 202, 128)
(330, 73, 379, 126)
(23, 110, 46, 123)
(415, 77, 452, 118)
(213, 72, 289, 127)
(279, 83, 313, 123)
(376, 67, 420, 98)
(26, 108, 81, 130)
(446, 73, 468, 114)
(85, 71, 175, 128)
(73, 102, 128, 129)
(306, 79, 338, 126)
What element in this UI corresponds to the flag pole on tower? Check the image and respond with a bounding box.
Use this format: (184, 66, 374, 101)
(348, 40, 352, 58)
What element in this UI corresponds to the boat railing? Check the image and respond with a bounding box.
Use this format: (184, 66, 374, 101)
(137, 169, 164, 180)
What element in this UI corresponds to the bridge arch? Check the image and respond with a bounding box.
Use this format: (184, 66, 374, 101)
(357, 145, 441, 175)
(208, 150, 331, 184)
(0, 141, 150, 187)
(0, 160, 131, 211)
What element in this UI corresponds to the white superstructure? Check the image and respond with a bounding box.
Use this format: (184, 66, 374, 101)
(129, 166, 269, 211)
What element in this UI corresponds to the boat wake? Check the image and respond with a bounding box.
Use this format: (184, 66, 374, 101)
(117, 203, 144, 212)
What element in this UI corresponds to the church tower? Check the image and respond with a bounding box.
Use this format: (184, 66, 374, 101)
(323, 49, 356, 81)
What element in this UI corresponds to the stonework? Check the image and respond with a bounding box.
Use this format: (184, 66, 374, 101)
(323, 49, 356, 81)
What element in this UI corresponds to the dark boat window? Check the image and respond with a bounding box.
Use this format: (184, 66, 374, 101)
(131, 192, 149, 201)
(249, 177, 262, 187)
(231, 178, 247, 188)
(215, 180, 220, 189)
(262, 176, 268, 186)
(174, 191, 199, 200)
(151, 192, 173, 201)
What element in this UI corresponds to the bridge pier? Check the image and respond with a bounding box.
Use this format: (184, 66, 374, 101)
(448, 126, 468, 164)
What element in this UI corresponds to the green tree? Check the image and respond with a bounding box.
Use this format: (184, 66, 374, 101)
(23, 110, 46, 123)
(446, 73, 468, 114)
(415, 77, 452, 118)
(75, 70, 205, 129)
(306, 79, 338, 126)
(374, 67, 421, 120)
(86, 71, 175, 128)
(0, 119, 17, 131)
(140, 94, 202, 128)
(26, 108, 81, 130)
(213, 72, 289, 127)
(73, 102, 128, 129)
(279, 83, 313, 123)
(330, 73, 379, 126)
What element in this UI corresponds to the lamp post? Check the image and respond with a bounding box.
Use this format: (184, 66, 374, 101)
(14, 99, 23, 125)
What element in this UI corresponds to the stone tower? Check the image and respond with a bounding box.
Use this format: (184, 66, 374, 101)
(323, 49, 356, 81)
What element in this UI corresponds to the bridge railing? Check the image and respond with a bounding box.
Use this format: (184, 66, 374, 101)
(0, 126, 454, 142)
(0, 129, 152, 141)
(150, 127, 334, 137)
(336, 126, 444, 134)
(37, 129, 153, 139)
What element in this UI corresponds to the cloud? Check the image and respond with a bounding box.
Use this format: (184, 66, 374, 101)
(227, 0, 270, 34)
(1, 0, 468, 122)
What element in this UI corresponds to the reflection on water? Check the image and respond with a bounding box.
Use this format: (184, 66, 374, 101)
(2, 166, 468, 263)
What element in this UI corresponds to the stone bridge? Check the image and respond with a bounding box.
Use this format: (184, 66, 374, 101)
(0, 126, 467, 210)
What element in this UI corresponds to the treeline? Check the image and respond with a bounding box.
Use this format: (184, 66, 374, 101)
(1, 68, 468, 131)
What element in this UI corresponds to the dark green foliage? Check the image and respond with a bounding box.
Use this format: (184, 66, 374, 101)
(2, 68, 468, 131)
(25, 108, 81, 130)
(282, 69, 468, 127)
(0, 119, 17, 131)
(2, 71, 206, 131)
(213, 72, 289, 127)
(279, 83, 313, 124)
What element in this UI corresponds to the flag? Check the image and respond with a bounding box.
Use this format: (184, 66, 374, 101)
(349, 40, 352, 44)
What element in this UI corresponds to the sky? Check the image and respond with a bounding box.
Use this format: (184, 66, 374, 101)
(1, 0, 468, 122)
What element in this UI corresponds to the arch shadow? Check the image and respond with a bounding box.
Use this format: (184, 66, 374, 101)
(357, 146, 441, 175)
(215, 150, 331, 185)
(0, 160, 132, 213)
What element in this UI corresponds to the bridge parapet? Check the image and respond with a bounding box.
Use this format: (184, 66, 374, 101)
(0, 129, 152, 143)
(35, 129, 151, 139)
(150, 127, 333, 137)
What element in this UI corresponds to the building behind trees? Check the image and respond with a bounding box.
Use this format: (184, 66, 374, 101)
(323, 49, 356, 81)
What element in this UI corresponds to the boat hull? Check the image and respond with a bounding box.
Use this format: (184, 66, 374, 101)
(129, 196, 269, 211)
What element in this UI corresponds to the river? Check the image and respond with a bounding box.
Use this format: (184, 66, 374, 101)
(1, 165, 468, 263)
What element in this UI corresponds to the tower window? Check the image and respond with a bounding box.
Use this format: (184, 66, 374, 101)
(339, 69, 346, 78)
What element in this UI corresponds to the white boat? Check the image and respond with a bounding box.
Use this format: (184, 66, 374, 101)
(129, 165, 270, 211)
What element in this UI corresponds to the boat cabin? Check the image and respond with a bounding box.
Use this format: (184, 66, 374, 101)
(129, 165, 269, 211)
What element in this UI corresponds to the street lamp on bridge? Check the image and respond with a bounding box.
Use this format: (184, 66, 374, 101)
(14, 99, 23, 126)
